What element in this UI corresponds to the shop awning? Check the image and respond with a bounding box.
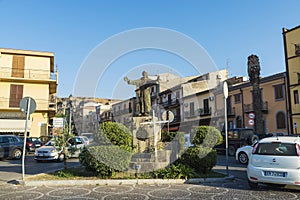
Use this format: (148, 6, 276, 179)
(0, 119, 31, 133)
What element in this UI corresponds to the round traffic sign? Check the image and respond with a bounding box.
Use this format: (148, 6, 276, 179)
(162, 110, 174, 123)
(248, 113, 255, 119)
(19, 97, 36, 115)
(248, 119, 254, 126)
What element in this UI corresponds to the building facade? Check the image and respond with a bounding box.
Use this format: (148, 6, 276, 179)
(283, 25, 300, 134)
(216, 72, 288, 134)
(0, 48, 57, 137)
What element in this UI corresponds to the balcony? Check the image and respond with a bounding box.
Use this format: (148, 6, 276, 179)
(0, 97, 58, 112)
(184, 111, 197, 119)
(244, 101, 268, 113)
(0, 67, 57, 81)
(160, 99, 180, 108)
(227, 107, 236, 117)
(198, 107, 212, 116)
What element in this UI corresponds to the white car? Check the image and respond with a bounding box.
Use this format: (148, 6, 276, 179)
(34, 136, 88, 162)
(235, 145, 254, 164)
(247, 136, 300, 189)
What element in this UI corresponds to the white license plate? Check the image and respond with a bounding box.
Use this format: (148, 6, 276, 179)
(264, 171, 286, 177)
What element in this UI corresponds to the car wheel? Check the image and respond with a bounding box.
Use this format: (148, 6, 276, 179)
(238, 152, 248, 164)
(228, 145, 236, 156)
(12, 149, 22, 160)
(57, 153, 65, 162)
(248, 180, 259, 190)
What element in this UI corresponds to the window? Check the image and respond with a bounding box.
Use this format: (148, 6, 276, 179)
(203, 98, 209, 114)
(228, 121, 233, 129)
(129, 102, 132, 113)
(176, 91, 180, 99)
(12, 55, 25, 78)
(9, 84, 23, 107)
(234, 94, 241, 104)
(190, 102, 194, 116)
(276, 111, 286, 129)
(168, 94, 172, 103)
(294, 90, 299, 104)
(295, 43, 300, 56)
(274, 85, 284, 100)
(236, 116, 243, 128)
(254, 143, 296, 156)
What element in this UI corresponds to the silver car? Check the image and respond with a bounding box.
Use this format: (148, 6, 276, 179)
(34, 136, 88, 162)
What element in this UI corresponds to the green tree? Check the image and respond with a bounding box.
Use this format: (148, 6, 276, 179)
(53, 121, 74, 170)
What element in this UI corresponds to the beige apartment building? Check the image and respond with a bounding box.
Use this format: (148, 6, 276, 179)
(215, 72, 288, 134)
(283, 25, 300, 134)
(0, 48, 57, 137)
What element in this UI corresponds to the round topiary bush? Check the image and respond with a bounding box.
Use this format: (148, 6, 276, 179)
(177, 146, 217, 174)
(79, 122, 134, 178)
(190, 126, 223, 148)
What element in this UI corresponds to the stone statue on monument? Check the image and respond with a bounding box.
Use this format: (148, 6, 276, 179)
(124, 71, 160, 116)
(247, 54, 264, 135)
(247, 54, 260, 84)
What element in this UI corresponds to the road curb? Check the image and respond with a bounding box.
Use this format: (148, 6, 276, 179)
(15, 175, 235, 186)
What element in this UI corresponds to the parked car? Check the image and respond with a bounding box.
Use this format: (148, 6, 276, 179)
(247, 136, 300, 189)
(34, 136, 88, 162)
(81, 133, 94, 144)
(235, 144, 254, 164)
(24, 137, 43, 152)
(39, 136, 53, 145)
(67, 136, 89, 157)
(0, 135, 24, 160)
(215, 128, 259, 156)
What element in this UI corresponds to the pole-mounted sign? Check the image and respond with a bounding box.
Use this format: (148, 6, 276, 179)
(19, 97, 36, 181)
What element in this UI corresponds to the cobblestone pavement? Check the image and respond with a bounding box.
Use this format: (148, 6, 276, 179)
(0, 180, 299, 200)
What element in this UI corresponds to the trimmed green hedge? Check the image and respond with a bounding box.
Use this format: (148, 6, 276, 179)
(191, 126, 223, 147)
(176, 126, 222, 174)
(79, 122, 134, 178)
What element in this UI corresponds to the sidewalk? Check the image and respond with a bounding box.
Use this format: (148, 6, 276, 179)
(17, 174, 235, 186)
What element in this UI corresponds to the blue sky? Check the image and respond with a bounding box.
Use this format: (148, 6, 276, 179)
(1, 0, 300, 99)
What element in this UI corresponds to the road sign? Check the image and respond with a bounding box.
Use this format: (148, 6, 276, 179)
(294, 122, 297, 129)
(248, 113, 255, 119)
(19, 97, 36, 115)
(223, 81, 228, 99)
(53, 117, 64, 128)
(248, 119, 254, 126)
(162, 110, 174, 123)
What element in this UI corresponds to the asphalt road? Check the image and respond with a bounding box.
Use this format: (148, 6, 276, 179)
(1, 153, 300, 199)
(0, 153, 80, 183)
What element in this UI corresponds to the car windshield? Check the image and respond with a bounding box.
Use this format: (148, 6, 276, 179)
(253, 142, 296, 156)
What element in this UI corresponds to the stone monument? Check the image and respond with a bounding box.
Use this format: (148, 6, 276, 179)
(124, 71, 160, 116)
(247, 55, 264, 135)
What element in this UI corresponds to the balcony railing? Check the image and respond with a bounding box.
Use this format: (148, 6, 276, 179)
(244, 101, 268, 113)
(198, 107, 212, 116)
(0, 67, 57, 81)
(160, 99, 180, 107)
(184, 111, 197, 118)
(227, 107, 236, 117)
(0, 97, 56, 111)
